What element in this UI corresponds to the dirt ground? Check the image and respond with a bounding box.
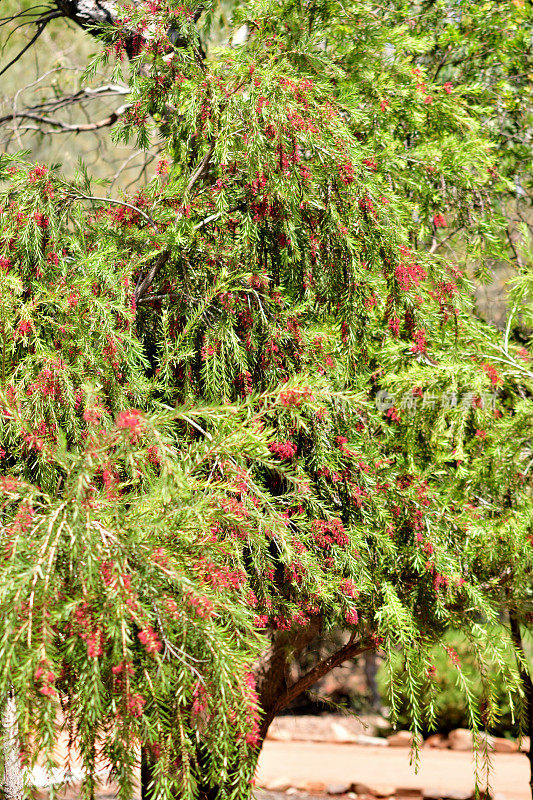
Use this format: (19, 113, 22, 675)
(257, 741, 531, 800)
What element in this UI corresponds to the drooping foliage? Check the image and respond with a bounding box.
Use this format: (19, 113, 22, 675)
(0, 1, 532, 798)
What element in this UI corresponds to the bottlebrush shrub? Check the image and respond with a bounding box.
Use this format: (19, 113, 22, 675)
(1, 0, 532, 797)
(0, 390, 341, 800)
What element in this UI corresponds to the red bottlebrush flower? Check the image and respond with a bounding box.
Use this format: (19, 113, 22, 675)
(138, 626, 162, 653)
(388, 316, 400, 337)
(341, 320, 349, 343)
(87, 633, 103, 658)
(116, 409, 144, 432)
(410, 328, 427, 354)
(482, 363, 502, 387)
(147, 445, 160, 464)
(395, 254, 427, 291)
(433, 213, 447, 228)
(340, 579, 357, 598)
(386, 407, 401, 423)
(475, 429, 486, 439)
(345, 608, 359, 624)
(380, 99, 389, 112)
(16, 320, 32, 337)
(445, 645, 460, 667)
(279, 386, 313, 407)
(83, 407, 104, 424)
(362, 157, 378, 172)
(39, 685, 57, 697)
(28, 165, 48, 182)
(442, 82, 453, 94)
(192, 684, 209, 717)
(426, 663, 437, 678)
(338, 160, 355, 184)
(423, 95, 433, 104)
(269, 441, 297, 460)
(0, 257, 11, 272)
(358, 196, 376, 215)
(127, 693, 146, 717)
(33, 212, 49, 228)
(311, 518, 349, 549)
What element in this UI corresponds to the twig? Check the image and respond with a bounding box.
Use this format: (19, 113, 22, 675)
(186, 140, 216, 194)
(506, 228, 524, 269)
(429, 226, 463, 254)
(72, 192, 159, 231)
(134, 250, 170, 303)
(0, 12, 62, 77)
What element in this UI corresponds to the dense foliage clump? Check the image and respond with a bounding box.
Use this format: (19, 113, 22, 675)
(0, 1, 533, 798)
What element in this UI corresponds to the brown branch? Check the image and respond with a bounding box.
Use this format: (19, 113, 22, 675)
(258, 635, 372, 740)
(275, 637, 371, 713)
(432, 44, 452, 82)
(129, 141, 216, 302)
(0, 84, 129, 128)
(186, 140, 216, 194)
(134, 250, 171, 303)
(0, 6, 53, 27)
(0, 107, 127, 133)
(506, 228, 524, 269)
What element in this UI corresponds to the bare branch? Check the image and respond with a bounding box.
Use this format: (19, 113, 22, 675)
(0, 11, 63, 78)
(134, 250, 171, 303)
(506, 227, 524, 269)
(0, 105, 128, 133)
(0, 6, 53, 26)
(186, 140, 216, 194)
(429, 226, 463, 254)
(1, 83, 129, 122)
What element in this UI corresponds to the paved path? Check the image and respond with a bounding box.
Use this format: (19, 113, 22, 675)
(257, 742, 531, 800)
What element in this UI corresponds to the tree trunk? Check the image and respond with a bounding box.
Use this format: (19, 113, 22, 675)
(363, 651, 381, 711)
(140, 746, 154, 800)
(509, 612, 533, 800)
(139, 626, 372, 799)
(1, 689, 24, 800)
